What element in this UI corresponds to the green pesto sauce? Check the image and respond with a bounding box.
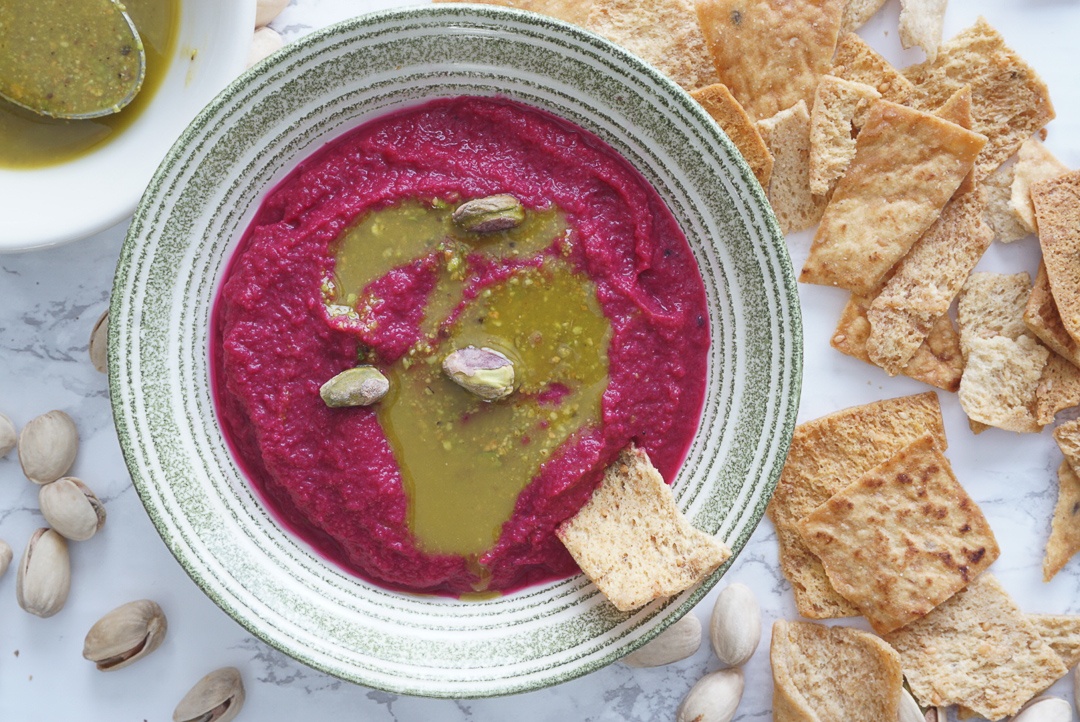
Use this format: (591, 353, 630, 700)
(0, 0, 179, 168)
(331, 200, 612, 558)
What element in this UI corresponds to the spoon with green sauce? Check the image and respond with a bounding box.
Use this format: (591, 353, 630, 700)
(0, 0, 146, 119)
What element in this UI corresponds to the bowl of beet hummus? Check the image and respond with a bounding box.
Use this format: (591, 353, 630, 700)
(111, 5, 801, 697)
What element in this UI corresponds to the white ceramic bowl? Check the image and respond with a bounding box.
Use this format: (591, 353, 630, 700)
(0, 0, 254, 253)
(111, 5, 801, 698)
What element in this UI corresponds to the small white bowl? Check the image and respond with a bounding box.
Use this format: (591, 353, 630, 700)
(0, 0, 254, 253)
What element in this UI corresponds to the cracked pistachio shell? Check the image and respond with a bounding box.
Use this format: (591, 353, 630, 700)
(709, 583, 761, 667)
(452, 194, 525, 233)
(899, 689, 924, 722)
(624, 613, 702, 667)
(16, 528, 71, 617)
(83, 599, 168, 671)
(442, 346, 515, 401)
(18, 410, 78, 484)
(0, 412, 15, 458)
(320, 366, 389, 407)
(39, 477, 106, 541)
(0, 538, 12, 579)
(1012, 697, 1072, 722)
(676, 667, 744, 722)
(173, 667, 245, 722)
(89, 310, 109, 374)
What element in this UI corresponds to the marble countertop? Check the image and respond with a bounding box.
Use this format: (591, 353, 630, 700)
(2, 0, 1080, 719)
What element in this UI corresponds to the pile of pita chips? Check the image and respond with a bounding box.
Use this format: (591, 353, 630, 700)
(556, 445, 730, 612)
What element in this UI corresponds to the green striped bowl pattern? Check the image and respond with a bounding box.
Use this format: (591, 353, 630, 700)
(110, 4, 802, 698)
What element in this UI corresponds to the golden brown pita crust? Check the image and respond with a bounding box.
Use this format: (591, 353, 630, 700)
(695, 0, 845, 122)
(691, 83, 774, 187)
(556, 445, 731, 612)
(800, 101, 986, 295)
(903, 17, 1056, 179)
(767, 392, 947, 619)
(1042, 460, 1080, 582)
(831, 32, 916, 105)
(884, 574, 1068, 720)
(984, 161, 1030, 243)
(934, 85, 976, 195)
(866, 183, 992, 376)
(432, 0, 594, 25)
(771, 620, 903, 722)
(1011, 138, 1069, 232)
(584, 0, 719, 90)
(808, 75, 881, 196)
(1033, 171, 1080, 346)
(797, 433, 999, 634)
(756, 101, 828, 234)
(1034, 353, 1080, 427)
(899, 0, 947, 62)
(832, 294, 964, 392)
(1027, 613, 1080, 669)
(1054, 419, 1080, 472)
(1025, 263, 1080, 371)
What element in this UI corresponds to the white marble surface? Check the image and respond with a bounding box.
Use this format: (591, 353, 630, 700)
(2, 0, 1080, 719)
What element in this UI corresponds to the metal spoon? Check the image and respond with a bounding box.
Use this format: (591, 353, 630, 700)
(0, 0, 146, 120)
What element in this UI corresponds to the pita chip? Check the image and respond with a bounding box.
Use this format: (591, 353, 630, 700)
(584, 0, 718, 90)
(756, 101, 828, 234)
(1025, 263, 1080, 371)
(884, 574, 1068, 720)
(1027, 614, 1080, 669)
(1054, 419, 1080, 472)
(771, 620, 902, 722)
(831, 32, 916, 105)
(797, 433, 999, 634)
(767, 392, 946, 619)
(840, 0, 887, 33)
(984, 161, 1030, 243)
(431, 0, 594, 25)
(556, 445, 730, 612)
(1033, 170, 1080, 346)
(832, 294, 964, 392)
(903, 18, 1056, 179)
(691, 83, 774, 187)
(1043, 460, 1080, 583)
(695, 0, 845, 122)
(800, 100, 986, 295)
(1011, 138, 1070, 232)
(1035, 354, 1080, 427)
(899, 0, 947, 62)
(808, 75, 880, 196)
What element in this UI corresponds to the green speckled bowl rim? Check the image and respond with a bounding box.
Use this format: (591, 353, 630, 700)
(110, 4, 802, 698)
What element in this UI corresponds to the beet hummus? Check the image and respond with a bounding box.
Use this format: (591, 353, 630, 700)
(213, 96, 709, 596)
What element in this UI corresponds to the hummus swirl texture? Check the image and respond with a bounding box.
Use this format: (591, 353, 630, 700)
(214, 97, 709, 595)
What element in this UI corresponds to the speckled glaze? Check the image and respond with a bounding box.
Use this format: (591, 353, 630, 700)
(109, 5, 801, 698)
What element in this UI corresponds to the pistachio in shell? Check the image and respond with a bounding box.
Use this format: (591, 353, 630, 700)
(173, 667, 245, 722)
(320, 366, 389, 408)
(442, 346, 515, 401)
(0, 538, 12, 579)
(83, 599, 168, 671)
(39, 477, 106, 541)
(16, 528, 71, 617)
(18, 410, 78, 484)
(89, 310, 109, 374)
(452, 194, 525, 233)
(0, 412, 15, 458)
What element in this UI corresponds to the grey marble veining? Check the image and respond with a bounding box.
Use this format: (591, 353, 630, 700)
(2, 0, 1080, 719)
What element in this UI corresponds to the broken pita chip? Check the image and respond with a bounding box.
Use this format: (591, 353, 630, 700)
(840, 0, 887, 33)
(1027, 614, 1080, 669)
(556, 445, 730, 612)
(884, 574, 1068, 720)
(800, 100, 986, 295)
(1025, 263, 1080, 371)
(584, 0, 718, 90)
(1043, 460, 1080, 583)
(959, 335, 1048, 434)
(959, 272, 1036, 355)
(899, 0, 947, 62)
(767, 392, 946, 619)
(984, 161, 1030, 243)
(934, 85, 977, 195)
(756, 101, 828, 234)
(808, 75, 881, 196)
(691, 83, 774, 187)
(1011, 138, 1070, 232)
(771, 620, 902, 721)
(1053, 419, 1080, 471)
(797, 433, 999, 634)
(1033, 170, 1080, 346)
(694, 0, 845, 122)
(903, 17, 1056, 179)
(1035, 353, 1080, 427)
(832, 294, 964, 392)
(831, 32, 916, 105)
(431, 0, 594, 25)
